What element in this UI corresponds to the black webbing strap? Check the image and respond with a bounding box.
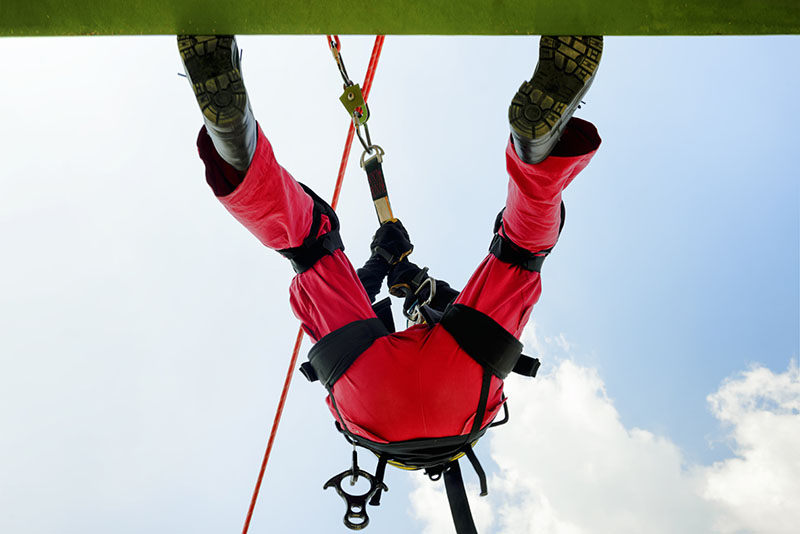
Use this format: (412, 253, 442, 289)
(364, 156, 388, 203)
(371, 297, 396, 334)
(467, 369, 493, 443)
(368, 455, 389, 506)
(513, 355, 541, 377)
(443, 461, 479, 534)
(463, 446, 488, 497)
(440, 304, 539, 380)
(489, 233, 549, 272)
(490, 202, 566, 273)
(277, 183, 344, 274)
(299, 318, 389, 388)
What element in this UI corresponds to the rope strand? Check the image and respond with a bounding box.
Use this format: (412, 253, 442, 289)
(241, 35, 385, 534)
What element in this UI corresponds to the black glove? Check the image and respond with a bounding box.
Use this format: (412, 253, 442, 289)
(370, 219, 413, 265)
(387, 259, 460, 321)
(387, 258, 424, 297)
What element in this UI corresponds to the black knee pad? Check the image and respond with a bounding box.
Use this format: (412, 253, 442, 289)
(278, 184, 344, 274)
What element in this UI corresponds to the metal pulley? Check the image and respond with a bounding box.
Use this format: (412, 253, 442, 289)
(340, 84, 370, 126)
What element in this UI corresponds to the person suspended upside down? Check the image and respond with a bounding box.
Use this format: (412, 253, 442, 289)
(178, 35, 603, 533)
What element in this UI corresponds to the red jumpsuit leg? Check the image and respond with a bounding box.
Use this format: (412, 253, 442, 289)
(332, 119, 603, 444)
(197, 125, 376, 342)
(454, 118, 602, 338)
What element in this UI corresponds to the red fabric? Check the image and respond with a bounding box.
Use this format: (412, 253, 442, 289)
(198, 118, 601, 444)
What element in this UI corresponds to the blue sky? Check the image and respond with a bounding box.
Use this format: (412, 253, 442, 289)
(0, 35, 797, 534)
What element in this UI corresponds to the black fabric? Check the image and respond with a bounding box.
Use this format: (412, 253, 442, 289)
(364, 155, 388, 202)
(305, 295, 542, 534)
(513, 355, 541, 377)
(386, 259, 424, 297)
(439, 304, 527, 381)
(298, 361, 318, 383)
(489, 233, 550, 272)
(304, 318, 389, 388)
(371, 297, 396, 334)
(387, 259, 460, 311)
(335, 426, 491, 470)
(368, 455, 389, 506)
(370, 220, 413, 265)
(308, 302, 542, 534)
(467, 369, 493, 442)
(277, 184, 344, 274)
(357, 254, 391, 303)
(490, 202, 566, 272)
(403, 278, 460, 319)
(443, 461, 479, 534)
(489, 400, 509, 428)
(464, 446, 488, 496)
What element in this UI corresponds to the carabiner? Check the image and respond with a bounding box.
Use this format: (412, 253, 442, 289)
(404, 274, 437, 325)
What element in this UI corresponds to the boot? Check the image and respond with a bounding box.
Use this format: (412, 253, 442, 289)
(178, 35, 257, 171)
(509, 36, 603, 164)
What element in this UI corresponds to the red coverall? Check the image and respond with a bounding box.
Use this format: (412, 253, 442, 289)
(197, 118, 600, 444)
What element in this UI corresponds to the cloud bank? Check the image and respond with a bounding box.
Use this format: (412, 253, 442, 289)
(409, 328, 800, 534)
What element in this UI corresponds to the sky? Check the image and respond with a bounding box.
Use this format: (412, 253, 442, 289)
(0, 35, 798, 534)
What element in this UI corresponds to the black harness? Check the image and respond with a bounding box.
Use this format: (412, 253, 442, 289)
(277, 183, 345, 274)
(300, 303, 540, 533)
(285, 187, 562, 533)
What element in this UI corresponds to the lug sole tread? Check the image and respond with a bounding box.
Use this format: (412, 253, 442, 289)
(509, 36, 603, 146)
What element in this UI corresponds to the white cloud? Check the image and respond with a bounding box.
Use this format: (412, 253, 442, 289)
(701, 362, 800, 533)
(409, 328, 800, 534)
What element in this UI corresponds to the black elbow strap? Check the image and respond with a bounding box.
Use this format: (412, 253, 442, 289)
(277, 183, 344, 274)
(489, 202, 565, 273)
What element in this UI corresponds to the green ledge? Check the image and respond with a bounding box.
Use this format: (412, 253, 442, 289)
(2, 0, 799, 37)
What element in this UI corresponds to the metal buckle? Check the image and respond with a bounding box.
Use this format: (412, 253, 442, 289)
(360, 144, 384, 168)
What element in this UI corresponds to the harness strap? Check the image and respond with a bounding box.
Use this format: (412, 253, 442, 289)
(440, 304, 539, 380)
(513, 355, 541, 377)
(489, 233, 550, 272)
(371, 297, 396, 334)
(300, 304, 539, 387)
(463, 445, 488, 497)
(489, 202, 566, 273)
(467, 369, 493, 443)
(299, 318, 389, 387)
(300, 304, 540, 534)
(363, 152, 394, 224)
(368, 455, 389, 506)
(277, 183, 344, 274)
(443, 461, 479, 534)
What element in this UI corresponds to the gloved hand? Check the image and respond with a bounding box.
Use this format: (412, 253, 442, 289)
(387, 258, 423, 297)
(387, 259, 461, 322)
(370, 219, 413, 265)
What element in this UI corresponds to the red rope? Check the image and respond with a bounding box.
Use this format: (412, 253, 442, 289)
(241, 35, 385, 534)
(362, 35, 385, 102)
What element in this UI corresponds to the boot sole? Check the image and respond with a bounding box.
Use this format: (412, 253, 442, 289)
(177, 35, 247, 130)
(509, 36, 603, 161)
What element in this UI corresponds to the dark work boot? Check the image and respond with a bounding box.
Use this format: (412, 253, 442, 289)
(509, 36, 603, 164)
(178, 35, 257, 171)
